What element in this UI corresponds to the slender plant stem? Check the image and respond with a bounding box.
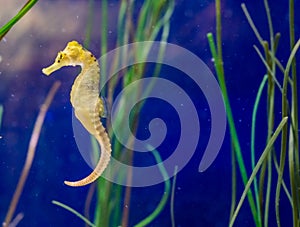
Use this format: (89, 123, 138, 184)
(207, 32, 258, 225)
(252, 45, 282, 91)
(101, 0, 108, 56)
(241, 4, 264, 45)
(121, 149, 134, 227)
(170, 166, 178, 227)
(264, 147, 272, 227)
(83, 0, 95, 48)
(264, 50, 275, 227)
(52, 200, 96, 227)
(275, 38, 300, 227)
(0, 0, 38, 41)
(229, 145, 236, 219)
(272, 152, 293, 205)
(275, 75, 288, 227)
(230, 117, 288, 227)
(3, 81, 60, 226)
(251, 75, 268, 225)
(84, 183, 96, 227)
(263, 0, 275, 66)
(289, 0, 300, 225)
(215, 0, 223, 64)
(134, 149, 171, 227)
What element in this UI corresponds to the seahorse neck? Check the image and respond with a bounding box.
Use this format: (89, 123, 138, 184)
(80, 59, 100, 78)
(70, 59, 100, 108)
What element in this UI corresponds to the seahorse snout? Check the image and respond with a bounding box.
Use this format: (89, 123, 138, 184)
(42, 63, 62, 76)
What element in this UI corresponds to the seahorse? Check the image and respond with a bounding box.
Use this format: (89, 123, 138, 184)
(42, 41, 111, 187)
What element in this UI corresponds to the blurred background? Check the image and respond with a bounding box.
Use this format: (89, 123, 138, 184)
(0, 0, 298, 226)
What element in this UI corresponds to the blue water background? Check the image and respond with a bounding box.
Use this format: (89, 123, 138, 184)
(0, 0, 298, 226)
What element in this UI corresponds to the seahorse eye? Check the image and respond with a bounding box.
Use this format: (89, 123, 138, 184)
(56, 52, 64, 63)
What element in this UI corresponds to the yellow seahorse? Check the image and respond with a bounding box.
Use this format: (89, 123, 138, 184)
(42, 41, 111, 187)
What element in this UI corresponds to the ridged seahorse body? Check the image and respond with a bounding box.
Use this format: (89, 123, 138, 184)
(42, 41, 111, 187)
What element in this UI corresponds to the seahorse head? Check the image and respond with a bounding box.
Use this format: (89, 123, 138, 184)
(42, 41, 86, 76)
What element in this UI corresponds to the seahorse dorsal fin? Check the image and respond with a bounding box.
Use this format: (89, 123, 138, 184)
(99, 97, 109, 118)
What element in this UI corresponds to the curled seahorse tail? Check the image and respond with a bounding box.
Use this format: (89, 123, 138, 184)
(64, 149, 110, 187)
(64, 112, 111, 187)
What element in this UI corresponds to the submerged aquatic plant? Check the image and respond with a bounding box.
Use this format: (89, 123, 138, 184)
(1, 2, 59, 226)
(4, 0, 298, 226)
(207, 0, 299, 226)
(2, 82, 60, 226)
(51, 1, 177, 227)
(0, 0, 38, 41)
(94, 2, 175, 227)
